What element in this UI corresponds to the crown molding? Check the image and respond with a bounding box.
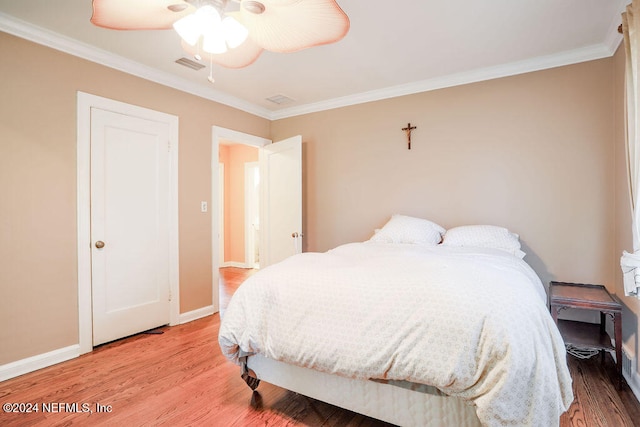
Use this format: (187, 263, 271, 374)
(271, 40, 620, 120)
(603, 1, 625, 55)
(0, 11, 623, 122)
(0, 12, 273, 120)
(272, 2, 625, 120)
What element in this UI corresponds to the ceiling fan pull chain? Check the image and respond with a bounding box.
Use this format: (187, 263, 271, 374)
(194, 40, 202, 61)
(208, 56, 215, 83)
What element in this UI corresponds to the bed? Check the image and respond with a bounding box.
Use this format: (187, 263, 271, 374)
(219, 216, 574, 426)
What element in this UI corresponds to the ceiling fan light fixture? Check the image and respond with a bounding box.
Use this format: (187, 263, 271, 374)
(202, 26, 228, 54)
(173, 3, 248, 53)
(91, 0, 350, 71)
(196, 5, 223, 23)
(173, 5, 222, 46)
(222, 16, 249, 48)
(173, 12, 204, 46)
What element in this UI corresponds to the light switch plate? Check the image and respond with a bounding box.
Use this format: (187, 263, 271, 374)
(201, 201, 208, 212)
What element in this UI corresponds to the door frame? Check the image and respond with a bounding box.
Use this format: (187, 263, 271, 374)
(244, 161, 260, 268)
(211, 126, 270, 312)
(218, 162, 225, 266)
(77, 92, 180, 354)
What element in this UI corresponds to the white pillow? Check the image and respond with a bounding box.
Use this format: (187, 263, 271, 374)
(369, 215, 445, 245)
(441, 225, 525, 258)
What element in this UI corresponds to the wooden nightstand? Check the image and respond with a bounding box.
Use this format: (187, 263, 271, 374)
(549, 281, 623, 389)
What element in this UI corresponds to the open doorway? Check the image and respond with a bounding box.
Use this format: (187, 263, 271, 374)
(218, 143, 259, 269)
(211, 128, 302, 315)
(211, 127, 270, 314)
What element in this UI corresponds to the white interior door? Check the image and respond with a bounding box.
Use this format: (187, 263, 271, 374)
(91, 108, 171, 346)
(260, 136, 302, 268)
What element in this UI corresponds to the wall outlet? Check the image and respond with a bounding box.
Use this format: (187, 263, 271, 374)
(201, 201, 208, 212)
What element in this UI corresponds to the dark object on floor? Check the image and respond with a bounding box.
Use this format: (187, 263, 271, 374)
(241, 359, 261, 390)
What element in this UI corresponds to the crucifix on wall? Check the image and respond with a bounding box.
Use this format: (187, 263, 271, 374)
(402, 122, 417, 150)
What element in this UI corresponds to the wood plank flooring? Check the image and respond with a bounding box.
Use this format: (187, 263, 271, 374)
(1, 267, 639, 426)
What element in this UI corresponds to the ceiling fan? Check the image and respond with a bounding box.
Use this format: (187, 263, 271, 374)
(90, 0, 350, 70)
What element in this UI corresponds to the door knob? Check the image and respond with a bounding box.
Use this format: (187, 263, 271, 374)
(95, 240, 105, 249)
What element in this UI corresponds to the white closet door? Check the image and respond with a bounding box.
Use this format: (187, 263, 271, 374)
(91, 107, 171, 346)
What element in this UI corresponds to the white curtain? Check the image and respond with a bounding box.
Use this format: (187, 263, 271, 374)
(621, 0, 640, 298)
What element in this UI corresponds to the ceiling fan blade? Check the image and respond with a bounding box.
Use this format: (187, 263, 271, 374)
(91, 0, 195, 30)
(180, 37, 264, 69)
(239, 0, 349, 53)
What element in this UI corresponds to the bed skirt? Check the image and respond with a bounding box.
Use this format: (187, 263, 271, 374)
(247, 354, 482, 427)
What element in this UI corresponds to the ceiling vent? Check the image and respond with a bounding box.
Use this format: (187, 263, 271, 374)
(266, 94, 295, 105)
(175, 57, 205, 71)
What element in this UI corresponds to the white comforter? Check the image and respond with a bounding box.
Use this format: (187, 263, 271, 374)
(219, 242, 573, 426)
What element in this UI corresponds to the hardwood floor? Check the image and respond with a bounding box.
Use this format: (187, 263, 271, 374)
(561, 355, 640, 427)
(1, 267, 639, 426)
(219, 266, 257, 317)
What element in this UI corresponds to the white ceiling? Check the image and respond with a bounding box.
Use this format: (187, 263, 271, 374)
(0, 0, 628, 120)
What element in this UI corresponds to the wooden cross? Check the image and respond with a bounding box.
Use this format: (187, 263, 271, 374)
(401, 123, 417, 150)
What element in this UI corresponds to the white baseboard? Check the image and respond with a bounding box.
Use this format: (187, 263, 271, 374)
(0, 306, 218, 383)
(222, 261, 259, 269)
(0, 344, 80, 382)
(625, 370, 640, 403)
(179, 305, 216, 324)
(622, 345, 640, 404)
(221, 261, 251, 268)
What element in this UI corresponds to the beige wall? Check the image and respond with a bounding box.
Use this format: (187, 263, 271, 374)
(0, 32, 270, 365)
(272, 58, 615, 289)
(218, 144, 259, 264)
(272, 50, 640, 374)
